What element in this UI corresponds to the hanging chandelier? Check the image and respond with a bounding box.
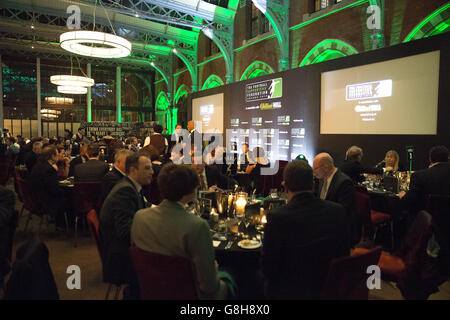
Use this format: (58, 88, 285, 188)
(50, 75, 94, 87)
(59, 0, 131, 59)
(60, 31, 131, 58)
(44, 97, 74, 104)
(57, 86, 87, 94)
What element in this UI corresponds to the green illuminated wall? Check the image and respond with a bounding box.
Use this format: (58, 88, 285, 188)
(201, 74, 224, 90)
(300, 39, 358, 67)
(404, 3, 450, 42)
(240, 61, 275, 81)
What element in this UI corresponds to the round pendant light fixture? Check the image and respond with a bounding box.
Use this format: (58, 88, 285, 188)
(50, 75, 94, 87)
(57, 86, 87, 95)
(60, 31, 132, 58)
(44, 97, 74, 104)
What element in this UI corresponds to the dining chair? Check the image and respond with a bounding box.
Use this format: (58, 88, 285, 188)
(129, 246, 198, 300)
(352, 211, 442, 299)
(73, 181, 104, 247)
(322, 246, 382, 300)
(355, 185, 394, 250)
(86, 209, 122, 300)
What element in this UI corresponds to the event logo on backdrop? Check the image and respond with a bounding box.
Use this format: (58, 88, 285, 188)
(245, 78, 283, 102)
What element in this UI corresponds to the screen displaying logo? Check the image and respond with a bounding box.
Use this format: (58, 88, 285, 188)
(246, 78, 283, 102)
(200, 104, 214, 115)
(346, 80, 392, 101)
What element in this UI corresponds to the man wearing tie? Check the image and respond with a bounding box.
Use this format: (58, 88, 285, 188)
(99, 152, 154, 298)
(313, 153, 356, 245)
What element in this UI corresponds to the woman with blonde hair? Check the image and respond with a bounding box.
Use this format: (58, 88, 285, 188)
(376, 150, 404, 172)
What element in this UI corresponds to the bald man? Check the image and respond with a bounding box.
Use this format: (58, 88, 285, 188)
(313, 153, 357, 245)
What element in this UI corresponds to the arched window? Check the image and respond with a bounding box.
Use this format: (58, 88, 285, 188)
(240, 61, 275, 81)
(155, 91, 170, 131)
(202, 75, 224, 90)
(299, 39, 358, 67)
(404, 3, 450, 42)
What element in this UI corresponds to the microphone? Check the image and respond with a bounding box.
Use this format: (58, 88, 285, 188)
(375, 160, 385, 168)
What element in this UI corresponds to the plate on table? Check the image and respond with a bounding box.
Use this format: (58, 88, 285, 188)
(237, 239, 261, 249)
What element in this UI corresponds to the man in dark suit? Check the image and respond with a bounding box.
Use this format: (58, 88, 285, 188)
(102, 149, 132, 199)
(74, 143, 110, 182)
(400, 145, 450, 211)
(24, 141, 43, 174)
(339, 146, 383, 183)
(191, 154, 229, 190)
(99, 152, 153, 298)
(313, 153, 356, 245)
(262, 160, 350, 299)
(187, 120, 204, 149)
(68, 142, 89, 177)
(29, 145, 68, 226)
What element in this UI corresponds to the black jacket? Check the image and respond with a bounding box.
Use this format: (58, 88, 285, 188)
(261, 192, 350, 299)
(5, 237, 59, 300)
(318, 169, 356, 244)
(205, 165, 229, 190)
(102, 166, 125, 200)
(29, 160, 65, 218)
(24, 151, 39, 174)
(74, 159, 110, 182)
(0, 185, 15, 278)
(339, 160, 383, 184)
(99, 176, 145, 284)
(68, 155, 88, 177)
(402, 162, 450, 211)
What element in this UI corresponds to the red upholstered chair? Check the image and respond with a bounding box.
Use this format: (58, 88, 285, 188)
(73, 181, 104, 247)
(353, 211, 433, 283)
(354, 190, 373, 242)
(322, 246, 382, 300)
(86, 209, 121, 300)
(15, 174, 50, 235)
(355, 185, 394, 250)
(129, 246, 198, 300)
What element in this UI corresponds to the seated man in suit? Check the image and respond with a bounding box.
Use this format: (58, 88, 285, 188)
(68, 141, 89, 177)
(399, 145, 450, 211)
(74, 143, 110, 182)
(102, 149, 133, 199)
(339, 146, 383, 184)
(191, 154, 229, 191)
(313, 153, 356, 245)
(131, 164, 229, 299)
(99, 152, 153, 299)
(24, 141, 43, 174)
(262, 160, 350, 299)
(29, 145, 68, 227)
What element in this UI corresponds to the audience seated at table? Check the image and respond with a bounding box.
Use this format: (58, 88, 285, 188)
(261, 160, 350, 299)
(399, 145, 450, 211)
(375, 150, 406, 173)
(131, 164, 229, 299)
(313, 153, 356, 245)
(29, 145, 68, 227)
(68, 141, 89, 177)
(102, 149, 132, 199)
(339, 146, 383, 183)
(99, 152, 153, 299)
(74, 143, 110, 182)
(246, 147, 271, 196)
